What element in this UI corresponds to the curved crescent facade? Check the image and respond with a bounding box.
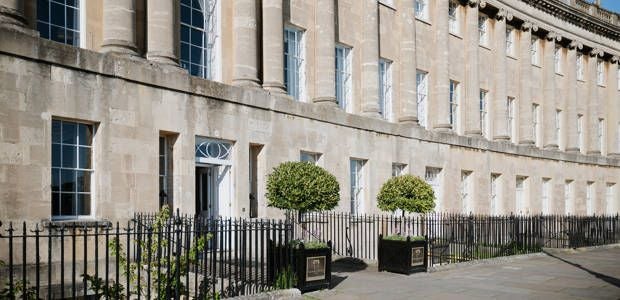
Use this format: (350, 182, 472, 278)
(0, 0, 618, 221)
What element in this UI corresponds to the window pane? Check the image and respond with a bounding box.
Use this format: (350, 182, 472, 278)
(190, 63, 202, 77)
(37, 22, 50, 39)
(62, 119, 77, 144)
(192, 9, 204, 29)
(50, 25, 65, 44)
(78, 146, 91, 169)
(77, 194, 90, 215)
(76, 170, 90, 193)
(181, 25, 190, 43)
(66, 0, 78, 7)
(50, 2, 65, 27)
(180, 42, 189, 62)
(60, 169, 76, 192)
(181, 5, 191, 24)
(190, 45, 202, 64)
(77, 123, 92, 145)
(37, 0, 50, 22)
(52, 120, 62, 143)
(66, 6, 78, 30)
(52, 192, 60, 216)
(51, 168, 60, 192)
(65, 29, 78, 46)
(190, 29, 203, 48)
(52, 144, 61, 167)
(61, 193, 75, 215)
(62, 145, 76, 168)
(159, 156, 166, 175)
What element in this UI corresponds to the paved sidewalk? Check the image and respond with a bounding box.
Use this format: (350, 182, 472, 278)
(305, 247, 620, 300)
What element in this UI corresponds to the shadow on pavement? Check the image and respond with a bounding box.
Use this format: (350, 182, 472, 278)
(330, 274, 348, 289)
(332, 257, 369, 273)
(543, 250, 620, 288)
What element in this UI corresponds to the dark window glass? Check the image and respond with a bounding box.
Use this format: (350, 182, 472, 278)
(51, 168, 60, 192)
(62, 121, 76, 144)
(62, 145, 76, 168)
(76, 170, 90, 193)
(52, 144, 61, 167)
(52, 192, 60, 215)
(52, 119, 61, 143)
(190, 45, 202, 65)
(180, 42, 189, 61)
(50, 2, 65, 26)
(37, 22, 49, 39)
(192, 9, 204, 28)
(61, 169, 75, 192)
(37, 0, 50, 22)
(77, 123, 92, 145)
(77, 194, 90, 215)
(190, 28, 203, 47)
(61, 193, 75, 215)
(50, 25, 65, 44)
(181, 5, 191, 24)
(78, 146, 91, 169)
(181, 26, 190, 44)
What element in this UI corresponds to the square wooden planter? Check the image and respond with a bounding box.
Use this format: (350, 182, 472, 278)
(378, 234, 428, 275)
(267, 240, 332, 293)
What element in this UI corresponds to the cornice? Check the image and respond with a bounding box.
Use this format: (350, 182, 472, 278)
(519, 0, 620, 41)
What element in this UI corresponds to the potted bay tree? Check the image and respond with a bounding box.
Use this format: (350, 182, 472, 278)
(377, 174, 435, 274)
(266, 161, 340, 292)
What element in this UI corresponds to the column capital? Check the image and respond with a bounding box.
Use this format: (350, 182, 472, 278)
(495, 8, 512, 21)
(467, 0, 481, 8)
(545, 31, 562, 42)
(589, 48, 604, 57)
(521, 21, 538, 32)
(611, 55, 619, 64)
(568, 40, 583, 50)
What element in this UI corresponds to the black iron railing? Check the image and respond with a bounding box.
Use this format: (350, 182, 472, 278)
(292, 212, 620, 265)
(0, 213, 293, 299)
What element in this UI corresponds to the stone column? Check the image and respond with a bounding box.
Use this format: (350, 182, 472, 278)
(0, 0, 28, 29)
(607, 56, 619, 157)
(262, 0, 286, 93)
(518, 22, 537, 146)
(432, 0, 451, 131)
(587, 49, 603, 155)
(232, 0, 260, 87)
(464, 1, 480, 136)
(492, 10, 510, 141)
(146, 0, 179, 66)
(312, 0, 337, 105)
(101, 0, 139, 55)
(542, 32, 560, 150)
(398, 0, 418, 124)
(565, 41, 582, 153)
(360, 0, 380, 117)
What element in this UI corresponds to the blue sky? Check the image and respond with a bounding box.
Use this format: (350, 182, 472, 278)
(601, 0, 620, 13)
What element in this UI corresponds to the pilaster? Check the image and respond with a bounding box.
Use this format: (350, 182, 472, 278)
(607, 56, 619, 157)
(587, 48, 604, 155)
(464, 1, 481, 136)
(313, 0, 337, 105)
(518, 21, 537, 146)
(492, 9, 510, 141)
(542, 31, 561, 150)
(565, 41, 583, 153)
(432, 0, 451, 131)
(361, 0, 380, 117)
(232, 0, 260, 87)
(398, 0, 418, 124)
(262, 0, 286, 93)
(101, 0, 139, 56)
(146, 0, 179, 66)
(0, 0, 36, 34)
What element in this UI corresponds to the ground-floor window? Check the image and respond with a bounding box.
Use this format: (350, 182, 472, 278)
(425, 167, 442, 211)
(350, 159, 366, 215)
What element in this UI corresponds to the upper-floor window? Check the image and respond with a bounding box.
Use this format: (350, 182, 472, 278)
(379, 59, 393, 121)
(478, 15, 488, 46)
(577, 114, 584, 151)
(180, 0, 219, 79)
(554, 45, 562, 74)
(577, 53, 584, 81)
(37, 0, 83, 47)
(596, 59, 605, 85)
(505, 27, 515, 56)
(52, 119, 93, 218)
(480, 90, 488, 138)
(531, 37, 540, 65)
(415, 0, 429, 21)
(507, 97, 516, 141)
(449, 80, 459, 132)
(448, 0, 459, 35)
(392, 163, 407, 177)
(284, 27, 305, 100)
(532, 104, 540, 147)
(335, 45, 352, 112)
(555, 109, 562, 146)
(300, 151, 321, 164)
(416, 70, 429, 128)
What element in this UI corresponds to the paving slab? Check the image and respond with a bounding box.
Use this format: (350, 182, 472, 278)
(305, 247, 620, 299)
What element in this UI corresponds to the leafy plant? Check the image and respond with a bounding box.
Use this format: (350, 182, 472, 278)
(383, 235, 426, 242)
(266, 162, 340, 219)
(273, 265, 297, 290)
(0, 279, 39, 300)
(377, 175, 435, 217)
(289, 240, 329, 249)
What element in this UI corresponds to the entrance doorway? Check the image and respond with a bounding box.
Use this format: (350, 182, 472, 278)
(196, 166, 217, 218)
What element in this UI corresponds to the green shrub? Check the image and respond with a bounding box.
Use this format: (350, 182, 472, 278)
(273, 265, 297, 290)
(377, 175, 435, 216)
(383, 235, 426, 242)
(289, 240, 329, 249)
(266, 162, 340, 214)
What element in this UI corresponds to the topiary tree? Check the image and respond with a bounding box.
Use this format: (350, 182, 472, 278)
(377, 175, 435, 217)
(266, 161, 340, 221)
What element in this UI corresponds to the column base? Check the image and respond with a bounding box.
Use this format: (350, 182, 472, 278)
(232, 78, 261, 88)
(518, 140, 536, 147)
(586, 150, 601, 156)
(262, 81, 286, 94)
(398, 116, 419, 125)
(493, 135, 511, 141)
(312, 96, 338, 106)
(433, 124, 453, 132)
(361, 104, 381, 119)
(565, 147, 581, 154)
(608, 153, 620, 158)
(0, 7, 37, 36)
(101, 39, 139, 56)
(543, 144, 559, 151)
(146, 51, 179, 66)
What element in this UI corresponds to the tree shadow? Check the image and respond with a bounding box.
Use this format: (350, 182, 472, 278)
(543, 250, 620, 288)
(331, 257, 368, 273)
(330, 274, 348, 289)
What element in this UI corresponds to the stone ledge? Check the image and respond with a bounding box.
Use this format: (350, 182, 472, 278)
(0, 26, 618, 167)
(227, 288, 302, 300)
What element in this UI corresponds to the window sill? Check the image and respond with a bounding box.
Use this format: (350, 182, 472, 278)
(44, 219, 112, 229)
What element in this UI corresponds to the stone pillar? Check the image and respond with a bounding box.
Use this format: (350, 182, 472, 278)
(0, 0, 28, 29)
(587, 49, 603, 155)
(542, 32, 560, 150)
(518, 22, 537, 146)
(360, 0, 380, 117)
(432, 0, 451, 131)
(262, 0, 286, 93)
(607, 56, 619, 157)
(232, 0, 260, 87)
(565, 41, 583, 153)
(146, 0, 179, 65)
(312, 0, 337, 105)
(492, 10, 510, 141)
(101, 0, 139, 55)
(398, 0, 418, 124)
(464, 1, 480, 135)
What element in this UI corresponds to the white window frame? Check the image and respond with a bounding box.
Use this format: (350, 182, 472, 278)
(425, 167, 443, 211)
(555, 109, 562, 147)
(577, 114, 584, 151)
(461, 171, 473, 214)
(577, 53, 584, 81)
(391, 163, 407, 177)
(586, 181, 595, 215)
(159, 136, 170, 208)
(480, 90, 488, 138)
(507, 97, 516, 142)
(416, 70, 429, 128)
(554, 45, 562, 74)
(180, 0, 221, 80)
(598, 118, 605, 154)
(565, 180, 574, 215)
(478, 15, 488, 46)
(415, 0, 429, 21)
(448, 0, 459, 35)
(542, 178, 551, 215)
(515, 176, 527, 214)
(532, 104, 540, 147)
(491, 174, 501, 215)
(350, 159, 366, 215)
(531, 37, 540, 65)
(505, 27, 515, 56)
(335, 45, 352, 112)
(284, 27, 305, 101)
(300, 151, 321, 165)
(37, 0, 87, 48)
(596, 59, 605, 86)
(606, 183, 616, 215)
(379, 59, 393, 121)
(449, 80, 459, 132)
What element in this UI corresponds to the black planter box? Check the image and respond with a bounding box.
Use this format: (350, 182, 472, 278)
(378, 234, 428, 274)
(267, 240, 332, 293)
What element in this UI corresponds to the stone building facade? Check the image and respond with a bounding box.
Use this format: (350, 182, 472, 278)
(0, 0, 618, 223)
